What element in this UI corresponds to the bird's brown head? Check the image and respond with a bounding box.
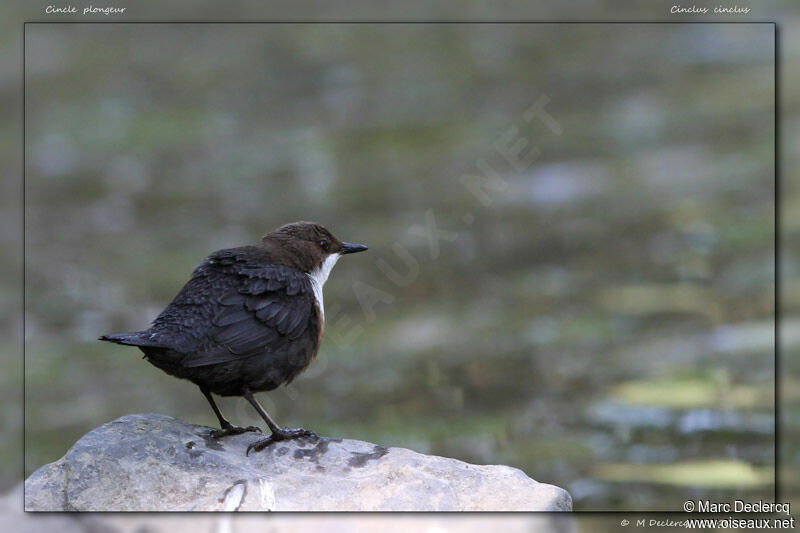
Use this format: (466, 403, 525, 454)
(261, 221, 368, 276)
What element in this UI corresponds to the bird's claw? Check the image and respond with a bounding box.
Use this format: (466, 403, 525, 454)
(246, 427, 317, 455)
(210, 425, 263, 438)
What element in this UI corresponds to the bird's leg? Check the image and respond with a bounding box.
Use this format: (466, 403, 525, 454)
(242, 388, 317, 455)
(200, 387, 262, 438)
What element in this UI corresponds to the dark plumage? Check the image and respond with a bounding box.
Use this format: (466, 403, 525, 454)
(100, 221, 367, 453)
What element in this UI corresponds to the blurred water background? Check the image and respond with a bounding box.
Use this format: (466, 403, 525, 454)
(20, 23, 782, 511)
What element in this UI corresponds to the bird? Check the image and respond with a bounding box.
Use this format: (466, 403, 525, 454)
(99, 221, 367, 454)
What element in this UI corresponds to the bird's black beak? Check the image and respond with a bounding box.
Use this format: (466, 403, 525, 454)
(341, 242, 368, 255)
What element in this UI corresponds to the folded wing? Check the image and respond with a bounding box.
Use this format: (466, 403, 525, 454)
(147, 247, 317, 368)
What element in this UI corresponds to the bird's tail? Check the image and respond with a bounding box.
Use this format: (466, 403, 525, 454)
(99, 332, 162, 348)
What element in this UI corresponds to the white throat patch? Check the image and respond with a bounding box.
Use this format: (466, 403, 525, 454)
(307, 253, 340, 319)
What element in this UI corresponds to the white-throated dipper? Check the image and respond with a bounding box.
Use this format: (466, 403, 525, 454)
(100, 221, 367, 454)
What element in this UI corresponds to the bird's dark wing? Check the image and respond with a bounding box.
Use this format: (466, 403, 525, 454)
(148, 247, 318, 368)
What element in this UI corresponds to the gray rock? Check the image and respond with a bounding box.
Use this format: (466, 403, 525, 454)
(25, 413, 572, 512)
(5, 483, 577, 533)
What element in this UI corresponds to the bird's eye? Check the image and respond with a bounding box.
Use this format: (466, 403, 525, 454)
(318, 240, 330, 251)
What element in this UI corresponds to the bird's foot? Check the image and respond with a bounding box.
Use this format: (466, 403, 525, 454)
(210, 423, 262, 438)
(246, 427, 317, 455)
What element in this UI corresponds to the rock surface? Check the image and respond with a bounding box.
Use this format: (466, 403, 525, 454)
(25, 413, 572, 512)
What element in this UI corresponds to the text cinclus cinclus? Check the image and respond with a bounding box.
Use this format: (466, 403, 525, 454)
(100, 221, 367, 454)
